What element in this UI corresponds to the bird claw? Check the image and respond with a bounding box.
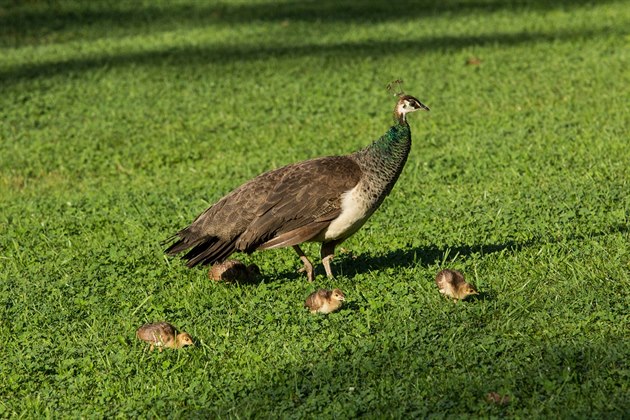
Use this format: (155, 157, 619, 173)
(298, 266, 315, 282)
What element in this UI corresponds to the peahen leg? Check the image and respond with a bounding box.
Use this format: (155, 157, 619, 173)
(320, 242, 336, 279)
(293, 245, 315, 282)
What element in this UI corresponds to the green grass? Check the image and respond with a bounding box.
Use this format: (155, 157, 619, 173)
(1, 0, 629, 417)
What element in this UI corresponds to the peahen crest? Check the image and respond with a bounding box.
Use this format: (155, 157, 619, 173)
(386, 79, 405, 97)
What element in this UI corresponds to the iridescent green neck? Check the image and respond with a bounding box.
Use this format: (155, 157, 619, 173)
(351, 119, 412, 202)
(363, 121, 411, 157)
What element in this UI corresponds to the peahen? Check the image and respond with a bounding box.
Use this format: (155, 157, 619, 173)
(165, 85, 429, 281)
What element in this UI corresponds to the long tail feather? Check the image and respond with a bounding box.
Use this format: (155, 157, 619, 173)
(185, 239, 236, 267)
(165, 238, 196, 256)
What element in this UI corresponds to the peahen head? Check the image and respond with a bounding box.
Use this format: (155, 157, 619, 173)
(394, 94, 430, 124)
(387, 80, 429, 124)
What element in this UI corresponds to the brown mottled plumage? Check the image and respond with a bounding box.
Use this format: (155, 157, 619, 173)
(136, 322, 194, 352)
(166, 89, 429, 282)
(435, 269, 478, 301)
(209, 259, 260, 281)
(486, 392, 511, 406)
(304, 288, 345, 314)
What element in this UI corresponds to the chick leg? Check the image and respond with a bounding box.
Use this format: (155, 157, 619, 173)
(320, 242, 337, 279)
(293, 245, 314, 282)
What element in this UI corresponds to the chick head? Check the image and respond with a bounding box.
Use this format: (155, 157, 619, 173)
(458, 283, 478, 299)
(331, 288, 346, 301)
(176, 333, 195, 348)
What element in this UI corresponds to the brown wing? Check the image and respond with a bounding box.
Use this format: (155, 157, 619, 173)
(448, 270, 466, 286)
(237, 156, 361, 250)
(304, 289, 331, 310)
(166, 155, 361, 267)
(435, 270, 448, 288)
(137, 322, 176, 343)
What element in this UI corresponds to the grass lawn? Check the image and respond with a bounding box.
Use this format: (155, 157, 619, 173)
(1, 0, 629, 417)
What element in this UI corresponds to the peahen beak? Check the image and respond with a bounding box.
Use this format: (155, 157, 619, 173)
(417, 101, 430, 111)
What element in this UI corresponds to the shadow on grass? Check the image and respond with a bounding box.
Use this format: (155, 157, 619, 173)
(256, 239, 529, 283)
(340, 222, 630, 277)
(205, 222, 628, 284)
(3, 27, 623, 83)
(471, 290, 496, 302)
(1, 0, 622, 38)
(183, 336, 629, 416)
(1, 5, 626, 84)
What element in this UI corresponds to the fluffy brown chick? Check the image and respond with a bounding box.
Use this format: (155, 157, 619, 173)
(304, 288, 345, 314)
(209, 259, 260, 282)
(136, 322, 194, 352)
(435, 269, 478, 302)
